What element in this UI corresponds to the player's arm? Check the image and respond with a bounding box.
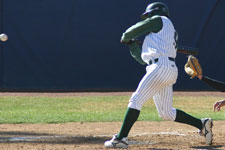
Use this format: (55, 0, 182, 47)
(198, 75, 225, 92)
(128, 41, 146, 65)
(121, 16, 162, 43)
(120, 16, 162, 65)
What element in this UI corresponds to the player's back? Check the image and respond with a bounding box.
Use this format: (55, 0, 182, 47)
(142, 16, 177, 61)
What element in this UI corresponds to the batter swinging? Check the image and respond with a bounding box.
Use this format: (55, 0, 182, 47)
(104, 2, 213, 148)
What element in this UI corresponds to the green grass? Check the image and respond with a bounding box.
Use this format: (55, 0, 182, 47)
(0, 95, 225, 124)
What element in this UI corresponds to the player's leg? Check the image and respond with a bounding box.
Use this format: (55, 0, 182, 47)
(176, 110, 213, 145)
(175, 109, 213, 145)
(153, 85, 202, 125)
(153, 85, 177, 121)
(104, 66, 165, 148)
(153, 85, 213, 145)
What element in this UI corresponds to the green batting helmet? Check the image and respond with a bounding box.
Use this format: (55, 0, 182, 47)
(141, 2, 169, 20)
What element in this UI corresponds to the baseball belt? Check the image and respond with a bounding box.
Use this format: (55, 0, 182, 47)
(149, 57, 175, 65)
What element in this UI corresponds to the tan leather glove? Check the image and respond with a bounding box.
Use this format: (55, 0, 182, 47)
(184, 55, 202, 79)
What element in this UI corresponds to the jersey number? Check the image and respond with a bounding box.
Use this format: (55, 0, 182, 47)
(173, 31, 178, 49)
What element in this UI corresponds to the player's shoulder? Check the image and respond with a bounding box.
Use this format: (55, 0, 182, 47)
(159, 16, 173, 25)
(143, 16, 162, 26)
(143, 16, 163, 33)
(145, 15, 162, 23)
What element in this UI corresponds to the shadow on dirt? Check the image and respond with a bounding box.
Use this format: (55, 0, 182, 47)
(192, 145, 224, 150)
(0, 131, 108, 145)
(0, 131, 54, 136)
(148, 148, 173, 150)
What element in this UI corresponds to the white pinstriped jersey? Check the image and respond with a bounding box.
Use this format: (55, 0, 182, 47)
(128, 16, 178, 121)
(141, 16, 177, 64)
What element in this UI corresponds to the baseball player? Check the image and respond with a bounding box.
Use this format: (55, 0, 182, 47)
(104, 2, 213, 148)
(197, 75, 225, 111)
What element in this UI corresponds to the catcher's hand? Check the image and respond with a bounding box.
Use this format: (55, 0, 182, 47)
(184, 55, 202, 79)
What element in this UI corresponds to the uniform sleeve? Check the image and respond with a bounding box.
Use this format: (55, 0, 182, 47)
(128, 41, 146, 65)
(121, 16, 163, 43)
(201, 76, 225, 92)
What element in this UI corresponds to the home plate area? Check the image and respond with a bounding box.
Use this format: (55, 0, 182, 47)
(0, 121, 225, 150)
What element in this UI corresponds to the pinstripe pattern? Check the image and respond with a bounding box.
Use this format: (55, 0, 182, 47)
(141, 16, 177, 64)
(153, 85, 177, 120)
(128, 16, 178, 121)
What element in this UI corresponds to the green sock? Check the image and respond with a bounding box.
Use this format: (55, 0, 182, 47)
(175, 109, 202, 130)
(117, 108, 140, 140)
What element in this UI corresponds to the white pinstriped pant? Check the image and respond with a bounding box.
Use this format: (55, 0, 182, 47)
(128, 56, 178, 121)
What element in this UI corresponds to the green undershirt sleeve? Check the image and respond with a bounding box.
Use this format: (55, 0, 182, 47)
(121, 16, 163, 65)
(121, 16, 163, 42)
(128, 41, 146, 65)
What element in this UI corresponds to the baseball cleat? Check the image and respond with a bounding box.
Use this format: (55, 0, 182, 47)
(104, 134, 128, 148)
(199, 118, 213, 145)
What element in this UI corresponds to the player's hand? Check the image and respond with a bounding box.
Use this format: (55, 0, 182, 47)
(213, 100, 225, 112)
(120, 39, 136, 45)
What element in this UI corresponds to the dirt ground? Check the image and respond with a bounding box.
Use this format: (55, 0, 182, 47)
(0, 91, 225, 150)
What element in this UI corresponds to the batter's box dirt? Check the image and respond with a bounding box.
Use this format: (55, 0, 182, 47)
(0, 121, 225, 150)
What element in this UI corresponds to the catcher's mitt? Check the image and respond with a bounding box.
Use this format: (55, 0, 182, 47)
(184, 55, 202, 79)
